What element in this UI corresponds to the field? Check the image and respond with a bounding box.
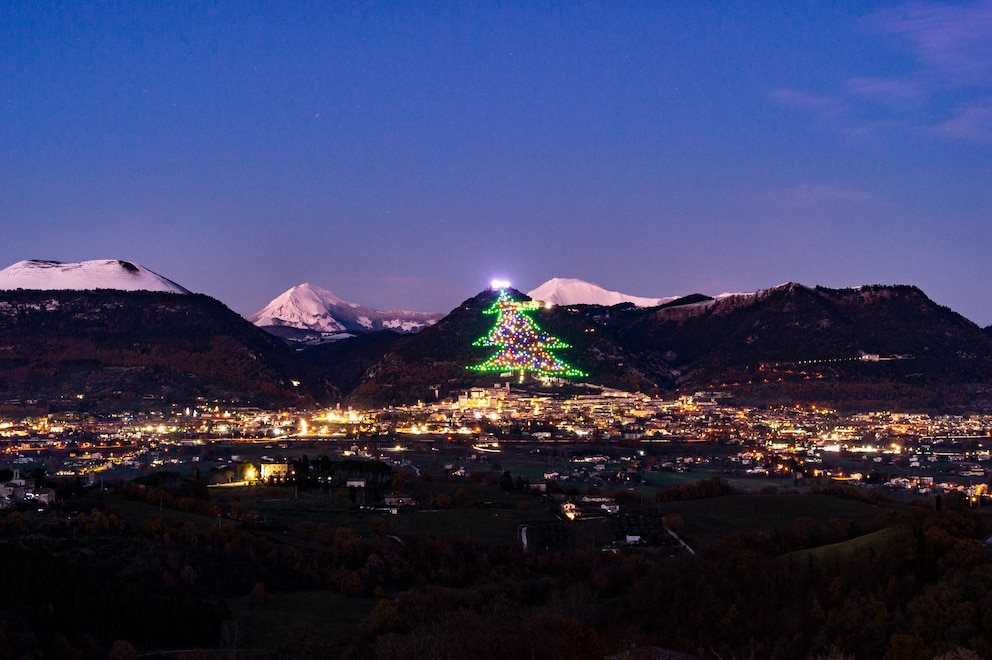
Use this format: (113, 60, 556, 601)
(108, 493, 235, 534)
(659, 492, 901, 549)
(36, 463, 969, 660)
(782, 526, 903, 566)
(97, 480, 562, 547)
(93, 470, 905, 558)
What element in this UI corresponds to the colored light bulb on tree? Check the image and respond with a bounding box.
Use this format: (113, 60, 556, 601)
(468, 290, 585, 378)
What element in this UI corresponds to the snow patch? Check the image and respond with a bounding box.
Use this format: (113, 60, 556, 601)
(527, 277, 676, 308)
(383, 319, 430, 332)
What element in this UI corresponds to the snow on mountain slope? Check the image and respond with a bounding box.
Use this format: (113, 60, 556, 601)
(249, 283, 348, 332)
(527, 277, 677, 308)
(0, 259, 190, 294)
(250, 283, 442, 336)
(652, 283, 808, 321)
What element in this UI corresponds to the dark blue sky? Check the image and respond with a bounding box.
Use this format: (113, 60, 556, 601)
(3, 1, 990, 324)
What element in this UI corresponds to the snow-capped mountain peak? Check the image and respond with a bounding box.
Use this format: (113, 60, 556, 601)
(249, 283, 349, 332)
(527, 277, 676, 308)
(249, 283, 442, 337)
(0, 259, 190, 294)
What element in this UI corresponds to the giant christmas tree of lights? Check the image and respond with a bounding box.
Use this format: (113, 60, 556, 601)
(467, 288, 585, 378)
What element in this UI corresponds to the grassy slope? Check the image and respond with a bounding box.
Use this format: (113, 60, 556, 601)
(781, 526, 901, 565)
(659, 493, 899, 549)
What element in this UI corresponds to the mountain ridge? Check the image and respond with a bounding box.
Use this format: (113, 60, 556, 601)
(0, 260, 989, 412)
(527, 277, 677, 308)
(340, 283, 992, 411)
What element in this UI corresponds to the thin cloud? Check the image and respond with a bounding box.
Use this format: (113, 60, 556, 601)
(845, 77, 922, 102)
(865, 1, 992, 143)
(867, 1, 992, 86)
(769, 87, 906, 140)
(933, 102, 992, 144)
(774, 1, 992, 145)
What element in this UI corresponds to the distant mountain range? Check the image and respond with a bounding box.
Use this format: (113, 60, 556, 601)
(248, 277, 737, 343)
(526, 277, 678, 308)
(1, 260, 990, 412)
(248, 283, 442, 341)
(343, 283, 992, 411)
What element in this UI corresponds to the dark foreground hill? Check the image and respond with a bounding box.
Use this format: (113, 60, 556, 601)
(334, 284, 992, 411)
(0, 290, 335, 412)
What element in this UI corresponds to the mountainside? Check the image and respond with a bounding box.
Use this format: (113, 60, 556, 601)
(0, 289, 335, 411)
(250, 283, 442, 337)
(299, 331, 406, 397)
(527, 277, 676, 307)
(338, 283, 992, 411)
(613, 283, 992, 408)
(0, 259, 190, 294)
(2, 270, 988, 412)
(344, 288, 672, 406)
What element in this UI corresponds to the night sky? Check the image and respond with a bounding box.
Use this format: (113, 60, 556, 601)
(3, 2, 990, 324)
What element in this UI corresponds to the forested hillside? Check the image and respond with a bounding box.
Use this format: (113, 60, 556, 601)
(0, 290, 335, 411)
(1, 472, 989, 659)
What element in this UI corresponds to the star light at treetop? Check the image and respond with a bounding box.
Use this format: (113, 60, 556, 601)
(467, 289, 586, 378)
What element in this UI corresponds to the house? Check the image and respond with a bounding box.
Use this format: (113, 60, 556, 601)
(383, 493, 415, 508)
(0, 479, 27, 501)
(6, 485, 28, 501)
(0, 469, 55, 506)
(33, 488, 56, 505)
(259, 463, 289, 481)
